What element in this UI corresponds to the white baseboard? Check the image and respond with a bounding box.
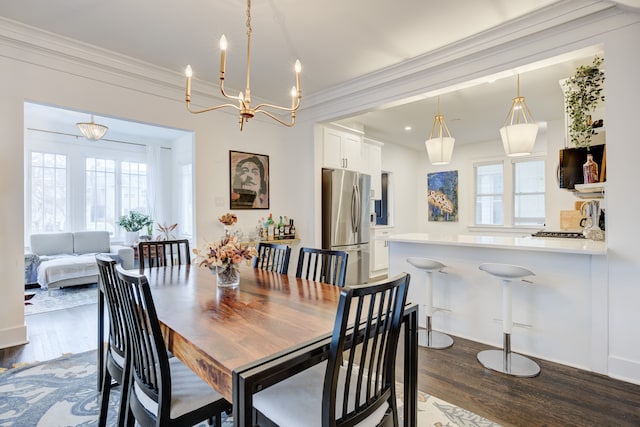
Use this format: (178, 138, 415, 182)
(0, 324, 28, 350)
(608, 355, 640, 386)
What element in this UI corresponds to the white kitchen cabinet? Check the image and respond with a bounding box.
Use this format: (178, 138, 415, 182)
(362, 139, 382, 199)
(370, 227, 393, 277)
(322, 127, 362, 171)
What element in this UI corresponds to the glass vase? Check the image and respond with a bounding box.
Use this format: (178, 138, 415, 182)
(215, 264, 240, 288)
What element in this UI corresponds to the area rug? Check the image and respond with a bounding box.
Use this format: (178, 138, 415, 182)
(0, 351, 500, 426)
(24, 283, 99, 316)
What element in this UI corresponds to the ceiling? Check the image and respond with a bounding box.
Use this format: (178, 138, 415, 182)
(1, 1, 635, 149)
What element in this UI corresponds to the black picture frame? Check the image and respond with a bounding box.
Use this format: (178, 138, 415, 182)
(229, 150, 270, 210)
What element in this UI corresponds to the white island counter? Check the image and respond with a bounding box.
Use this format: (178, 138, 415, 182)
(387, 233, 608, 374)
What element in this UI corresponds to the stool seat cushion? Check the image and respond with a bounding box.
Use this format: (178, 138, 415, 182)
(479, 263, 534, 279)
(407, 257, 445, 271)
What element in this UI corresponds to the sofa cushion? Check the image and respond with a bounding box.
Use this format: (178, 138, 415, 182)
(37, 254, 99, 289)
(74, 231, 110, 254)
(30, 232, 74, 256)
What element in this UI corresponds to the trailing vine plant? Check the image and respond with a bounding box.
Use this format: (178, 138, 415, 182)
(563, 56, 605, 148)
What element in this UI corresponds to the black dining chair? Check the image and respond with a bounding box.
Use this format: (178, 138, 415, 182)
(296, 247, 348, 287)
(96, 254, 131, 427)
(252, 242, 291, 275)
(138, 239, 191, 269)
(115, 265, 232, 427)
(253, 273, 410, 427)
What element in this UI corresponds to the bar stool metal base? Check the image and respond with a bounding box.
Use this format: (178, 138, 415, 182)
(418, 330, 454, 349)
(477, 349, 540, 377)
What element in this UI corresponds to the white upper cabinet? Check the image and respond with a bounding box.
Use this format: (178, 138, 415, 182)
(363, 139, 382, 199)
(322, 127, 362, 171)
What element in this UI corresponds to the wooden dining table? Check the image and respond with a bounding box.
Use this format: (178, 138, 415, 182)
(102, 264, 418, 426)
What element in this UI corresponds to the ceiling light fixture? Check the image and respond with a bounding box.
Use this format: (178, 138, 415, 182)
(76, 114, 108, 141)
(425, 96, 455, 165)
(499, 74, 538, 156)
(184, 0, 301, 131)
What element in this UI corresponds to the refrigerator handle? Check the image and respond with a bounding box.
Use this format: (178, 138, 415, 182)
(351, 184, 358, 233)
(354, 183, 361, 233)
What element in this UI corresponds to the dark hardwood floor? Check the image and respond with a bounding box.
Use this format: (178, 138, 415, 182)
(2, 304, 640, 426)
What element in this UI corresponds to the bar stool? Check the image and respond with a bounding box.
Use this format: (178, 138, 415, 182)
(406, 257, 453, 349)
(477, 263, 540, 377)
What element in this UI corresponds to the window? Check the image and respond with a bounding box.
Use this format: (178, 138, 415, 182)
(85, 159, 149, 234)
(513, 159, 545, 225)
(27, 152, 150, 239)
(474, 158, 545, 227)
(475, 163, 504, 225)
(30, 152, 67, 233)
(120, 161, 148, 214)
(85, 158, 116, 232)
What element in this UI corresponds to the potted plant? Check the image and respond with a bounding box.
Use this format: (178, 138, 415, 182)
(118, 210, 153, 245)
(563, 56, 605, 148)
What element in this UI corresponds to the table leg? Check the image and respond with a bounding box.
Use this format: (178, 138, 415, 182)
(233, 369, 254, 427)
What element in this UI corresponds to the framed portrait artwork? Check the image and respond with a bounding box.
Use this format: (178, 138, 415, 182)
(229, 150, 270, 210)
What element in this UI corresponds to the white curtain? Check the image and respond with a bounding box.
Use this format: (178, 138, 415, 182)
(146, 145, 165, 233)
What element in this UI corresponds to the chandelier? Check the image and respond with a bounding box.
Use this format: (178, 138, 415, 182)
(424, 96, 455, 165)
(184, 0, 301, 131)
(499, 74, 538, 156)
(76, 114, 108, 141)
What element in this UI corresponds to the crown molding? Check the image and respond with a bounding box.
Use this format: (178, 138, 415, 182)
(303, 0, 625, 122)
(0, 17, 178, 87)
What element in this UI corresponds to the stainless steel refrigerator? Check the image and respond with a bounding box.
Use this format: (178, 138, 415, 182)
(322, 168, 370, 286)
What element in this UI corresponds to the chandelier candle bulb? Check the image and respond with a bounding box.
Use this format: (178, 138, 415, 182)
(219, 35, 227, 77)
(185, 65, 192, 99)
(295, 59, 301, 91)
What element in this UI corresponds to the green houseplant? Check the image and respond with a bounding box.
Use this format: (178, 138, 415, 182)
(563, 56, 605, 148)
(117, 210, 153, 232)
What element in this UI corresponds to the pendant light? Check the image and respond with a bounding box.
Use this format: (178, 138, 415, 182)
(425, 96, 455, 165)
(499, 74, 538, 156)
(76, 114, 109, 141)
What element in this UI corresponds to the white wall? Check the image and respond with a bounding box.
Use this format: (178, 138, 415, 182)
(304, 6, 640, 383)
(407, 118, 577, 235)
(0, 29, 316, 348)
(2, 3, 640, 385)
(379, 142, 421, 233)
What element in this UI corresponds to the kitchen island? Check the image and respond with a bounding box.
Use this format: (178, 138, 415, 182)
(387, 233, 607, 374)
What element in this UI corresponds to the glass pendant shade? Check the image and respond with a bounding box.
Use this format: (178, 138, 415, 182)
(425, 96, 455, 165)
(500, 74, 538, 156)
(76, 115, 108, 141)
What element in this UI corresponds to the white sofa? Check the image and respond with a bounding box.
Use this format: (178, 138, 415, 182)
(28, 231, 134, 294)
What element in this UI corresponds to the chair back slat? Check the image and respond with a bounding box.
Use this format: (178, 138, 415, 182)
(96, 255, 128, 359)
(296, 247, 348, 287)
(323, 274, 410, 426)
(138, 239, 191, 269)
(252, 242, 291, 274)
(116, 265, 172, 424)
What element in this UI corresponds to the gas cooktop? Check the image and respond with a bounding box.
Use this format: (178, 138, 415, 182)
(531, 231, 585, 239)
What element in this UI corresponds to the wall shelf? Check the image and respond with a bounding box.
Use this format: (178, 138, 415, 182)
(573, 182, 605, 199)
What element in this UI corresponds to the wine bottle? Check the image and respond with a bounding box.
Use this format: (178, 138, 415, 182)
(284, 216, 291, 239)
(278, 216, 285, 240)
(289, 219, 296, 239)
(267, 213, 275, 240)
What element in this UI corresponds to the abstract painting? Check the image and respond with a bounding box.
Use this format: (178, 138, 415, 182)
(427, 170, 458, 222)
